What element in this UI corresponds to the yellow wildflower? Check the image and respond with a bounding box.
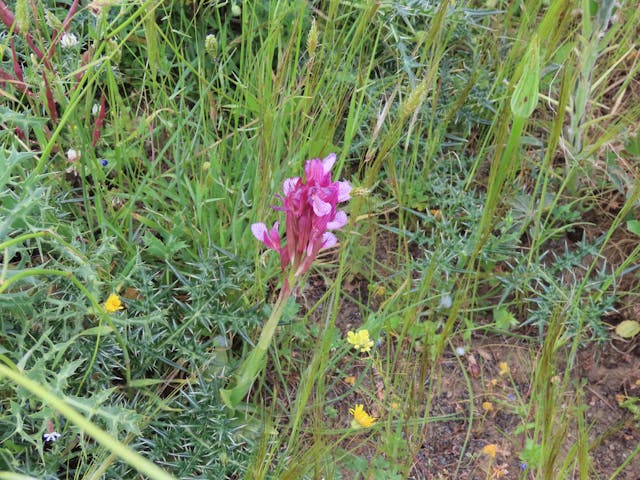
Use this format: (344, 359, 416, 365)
(344, 376, 356, 386)
(373, 285, 386, 297)
(482, 401, 494, 412)
(104, 294, 124, 313)
(346, 329, 374, 353)
(498, 362, 509, 376)
(482, 444, 498, 459)
(349, 404, 376, 428)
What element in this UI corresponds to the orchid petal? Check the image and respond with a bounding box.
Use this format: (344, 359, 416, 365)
(283, 177, 300, 195)
(252, 222, 280, 250)
(321, 153, 337, 172)
(305, 159, 325, 183)
(337, 181, 351, 202)
(312, 195, 332, 216)
(251, 223, 268, 242)
(320, 232, 337, 250)
(327, 210, 347, 230)
(267, 221, 281, 247)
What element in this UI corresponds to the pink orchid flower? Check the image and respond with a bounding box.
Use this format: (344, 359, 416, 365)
(223, 153, 351, 409)
(252, 153, 351, 277)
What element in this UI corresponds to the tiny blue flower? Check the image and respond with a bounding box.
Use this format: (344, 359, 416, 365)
(520, 462, 527, 470)
(101, 159, 108, 167)
(508, 393, 515, 401)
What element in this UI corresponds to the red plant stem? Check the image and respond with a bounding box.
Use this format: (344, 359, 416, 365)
(0, 2, 17, 30)
(45, 0, 80, 64)
(92, 93, 106, 147)
(0, 69, 16, 85)
(8, 37, 33, 96)
(42, 71, 58, 123)
(0, 68, 28, 94)
(10, 38, 24, 83)
(15, 127, 26, 140)
(0, 1, 46, 63)
(61, 0, 79, 31)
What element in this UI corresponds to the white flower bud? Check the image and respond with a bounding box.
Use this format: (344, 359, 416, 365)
(205, 34, 218, 58)
(67, 149, 80, 161)
(60, 32, 79, 49)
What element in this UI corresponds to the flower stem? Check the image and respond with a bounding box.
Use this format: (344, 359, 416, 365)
(220, 284, 292, 410)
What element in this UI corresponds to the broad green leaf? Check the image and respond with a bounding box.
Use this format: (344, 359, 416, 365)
(624, 130, 640, 156)
(520, 438, 542, 468)
(615, 320, 640, 339)
(79, 325, 114, 336)
(627, 220, 640, 236)
(494, 307, 518, 330)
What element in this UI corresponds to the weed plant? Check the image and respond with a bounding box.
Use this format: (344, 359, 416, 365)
(1, 0, 639, 479)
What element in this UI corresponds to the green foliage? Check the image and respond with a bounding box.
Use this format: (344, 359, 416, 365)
(627, 220, 640, 237)
(0, 152, 257, 477)
(520, 437, 543, 469)
(1, 0, 639, 478)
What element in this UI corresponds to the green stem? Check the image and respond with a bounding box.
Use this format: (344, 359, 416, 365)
(220, 284, 292, 410)
(0, 364, 176, 480)
(0, 473, 40, 480)
(472, 115, 526, 259)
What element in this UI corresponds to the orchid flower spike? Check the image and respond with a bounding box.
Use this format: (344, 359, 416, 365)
(252, 153, 351, 277)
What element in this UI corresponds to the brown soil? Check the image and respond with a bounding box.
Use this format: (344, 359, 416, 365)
(285, 227, 640, 479)
(308, 286, 640, 479)
(411, 340, 640, 480)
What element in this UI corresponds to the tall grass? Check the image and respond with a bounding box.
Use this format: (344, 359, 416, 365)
(0, 0, 639, 478)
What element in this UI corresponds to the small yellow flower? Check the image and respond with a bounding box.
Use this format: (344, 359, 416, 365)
(104, 294, 123, 313)
(346, 329, 374, 353)
(344, 376, 356, 386)
(482, 443, 498, 459)
(498, 362, 509, 376)
(482, 401, 494, 412)
(349, 404, 376, 428)
(373, 285, 386, 297)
